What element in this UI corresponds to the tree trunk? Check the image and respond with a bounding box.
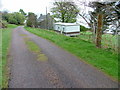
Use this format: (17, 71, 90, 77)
(96, 14, 103, 48)
(92, 20, 96, 43)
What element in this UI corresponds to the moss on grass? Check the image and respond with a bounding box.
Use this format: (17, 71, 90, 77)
(37, 54, 48, 61)
(24, 37, 48, 62)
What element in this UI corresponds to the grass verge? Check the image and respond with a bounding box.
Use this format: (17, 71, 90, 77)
(25, 27, 118, 81)
(0, 24, 18, 88)
(0, 28, 2, 89)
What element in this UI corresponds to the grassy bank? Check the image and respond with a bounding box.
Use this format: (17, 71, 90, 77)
(0, 24, 18, 88)
(79, 31, 118, 52)
(25, 27, 118, 81)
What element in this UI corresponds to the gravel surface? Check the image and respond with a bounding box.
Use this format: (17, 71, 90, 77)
(8, 26, 118, 88)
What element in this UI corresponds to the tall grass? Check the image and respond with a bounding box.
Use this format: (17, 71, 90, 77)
(79, 31, 118, 52)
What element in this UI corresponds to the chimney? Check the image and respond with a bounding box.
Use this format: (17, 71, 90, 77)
(40, 14, 42, 17)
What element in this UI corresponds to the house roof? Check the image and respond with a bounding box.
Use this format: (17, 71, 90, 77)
(54, 22, 80, 26)
(38, 14, 46, 22)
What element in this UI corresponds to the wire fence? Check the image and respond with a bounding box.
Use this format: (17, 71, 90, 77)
(78, 31, 118, 52)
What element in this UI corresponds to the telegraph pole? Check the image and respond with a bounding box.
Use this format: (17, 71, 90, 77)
(46, 7, 48, 29)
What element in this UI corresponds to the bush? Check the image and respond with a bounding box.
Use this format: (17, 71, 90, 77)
(2, 12, 25, 25)
(80, 25, 89, 32)
(2, 20, 8, 28)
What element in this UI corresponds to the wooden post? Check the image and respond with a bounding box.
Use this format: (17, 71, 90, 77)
(96, 14, 103, 48)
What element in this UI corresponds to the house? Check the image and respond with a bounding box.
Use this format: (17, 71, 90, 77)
(37, 13, 54, 30)
(54, 22, 80, 36)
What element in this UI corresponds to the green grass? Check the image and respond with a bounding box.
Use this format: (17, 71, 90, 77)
(24, 37, 40, 53)
(25, 27, 118, 81)
(7, 24, 19, 28)
(0, 29, 2, 89)
(0, 24, 18, 88)
(102, 34, 118, 51)
(24, 37, 48, 61)
(79, 31, 118, 52)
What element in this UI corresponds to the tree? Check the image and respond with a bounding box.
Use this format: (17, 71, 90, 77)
(8, 12, 25, 25)
(2, 12, 25, 25)
(19, 9, 27, 16)
(51, 0, 79, 23)
(2, 11, 9, 22)
(8, 13, 18, 24)
(14, 12, 25, 25)
(89, 1, 120, 47)
(89, 2, 105, 48)
(78, 1, 119, 48)
(26, 12, 38, 28)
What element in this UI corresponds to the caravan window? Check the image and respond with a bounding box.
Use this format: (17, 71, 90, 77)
(63, 27, 65, 31)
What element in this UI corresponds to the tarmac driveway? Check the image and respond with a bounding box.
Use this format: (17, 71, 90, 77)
(8, 26, 118, 88)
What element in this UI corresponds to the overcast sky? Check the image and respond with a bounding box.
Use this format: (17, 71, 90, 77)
(0, 0, 118, 27)
(0, 0, 55, 17)
(0, 0, 103, 16)
(0, 0, 117, 16)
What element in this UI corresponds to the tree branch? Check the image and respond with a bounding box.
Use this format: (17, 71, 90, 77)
(78, 13, 91, 27)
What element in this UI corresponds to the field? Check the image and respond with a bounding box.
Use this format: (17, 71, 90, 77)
(0, 24, 18, 88)
(79, 31, 118, 52)
(25, 27, 118, 81)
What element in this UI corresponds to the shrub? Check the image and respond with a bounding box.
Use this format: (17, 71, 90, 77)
(80, 25, 89, 32)
(2, 20, 8, 28)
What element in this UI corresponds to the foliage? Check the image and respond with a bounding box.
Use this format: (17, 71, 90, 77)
(2, 12, 25, 25)
(78, 1, 119, 31)
(51, 0, 79, 23)
(2, 11, 9, 22)
(89, 1, 120, 31)
(19, 9, 27, 16)
(80, 25, 89, 32)
(8, 12, 25, 25)
(1, 20, 8, 28)
(25, 27, 118, 81)
(78, 1, 119, 48)
(26, 12, 38, 28)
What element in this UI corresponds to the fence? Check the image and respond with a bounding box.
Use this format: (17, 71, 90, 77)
(79, 31, 118, 52)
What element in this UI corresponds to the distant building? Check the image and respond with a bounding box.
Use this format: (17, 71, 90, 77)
(37, 13, 54, 30)
(54, 22, 80, 36)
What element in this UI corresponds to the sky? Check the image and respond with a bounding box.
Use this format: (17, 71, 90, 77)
(0, 0, 54, 17)
(0, 0, 117, 16)
(0, 0, 96, 28)
(0, 0, 105, 15)
(0, 0, 118, 27)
